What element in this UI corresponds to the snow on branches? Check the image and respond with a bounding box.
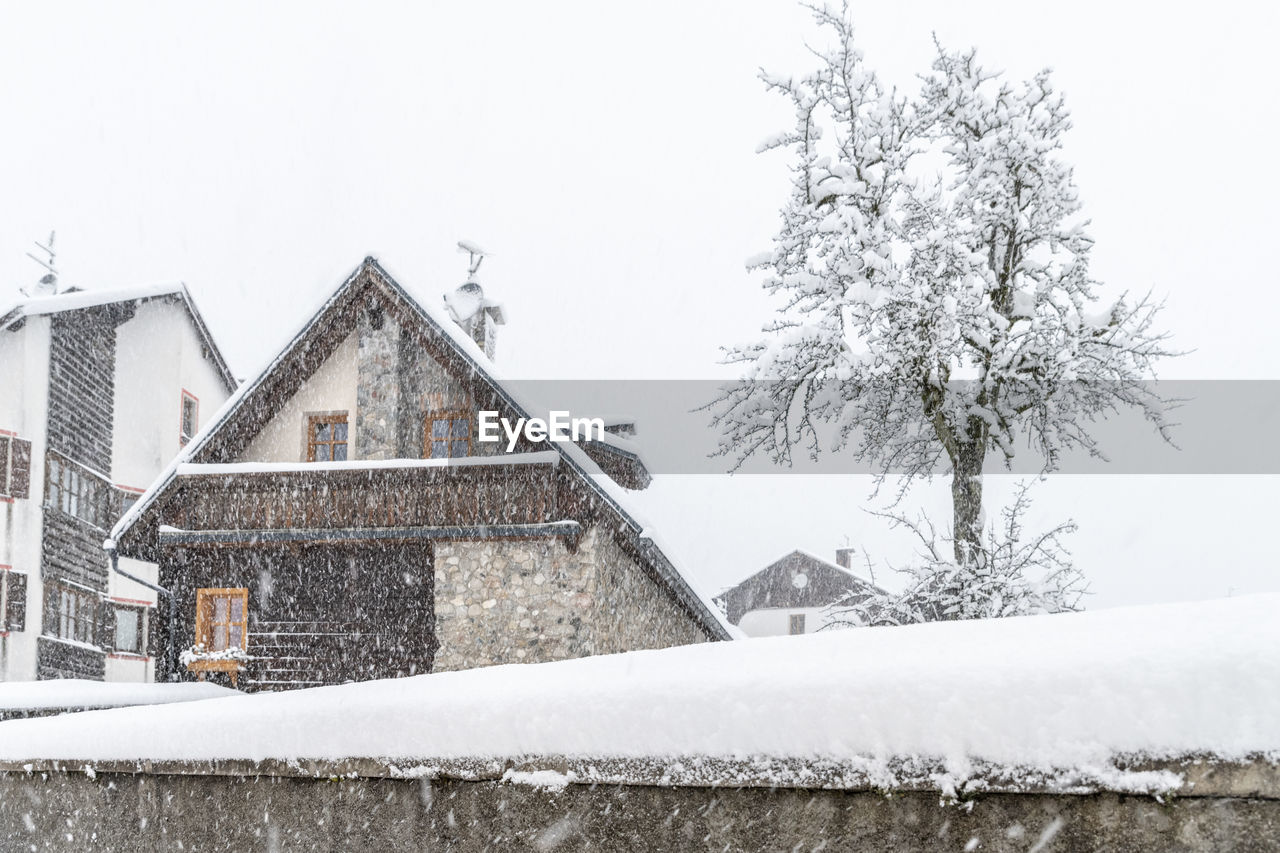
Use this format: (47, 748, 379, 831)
(712, 3, 1175, 570)
(833, 482, 1087, 626)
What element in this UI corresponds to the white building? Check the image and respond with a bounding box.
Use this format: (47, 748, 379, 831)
(0, 282, 235, 682)
(715, 549, 885, 638)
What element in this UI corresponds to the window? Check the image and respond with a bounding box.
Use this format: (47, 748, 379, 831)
(179, 391, 199, 445)
(45, 452, 118, 529)
(51, 583, 97, 645)
(195, 588, 248, 652)
(789, 613, 806, 635)
(424, 412, 470, 459)
(113, 605, 145, 654)
(307, 414, 349, 462)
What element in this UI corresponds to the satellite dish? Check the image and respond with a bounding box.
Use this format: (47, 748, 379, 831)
(457, 240, 489, 282)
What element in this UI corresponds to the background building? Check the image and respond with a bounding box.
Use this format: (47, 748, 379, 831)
(0, 281, 235, 682)
(716, 549, 884, 637)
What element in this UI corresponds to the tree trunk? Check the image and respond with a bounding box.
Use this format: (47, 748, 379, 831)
(951, 439, 984, 567)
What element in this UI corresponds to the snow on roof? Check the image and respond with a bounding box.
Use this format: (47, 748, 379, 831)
(789, 548, 882, 589)
(175, 451, 561, 477)
(719, 548, 884, 599)
(0, 281, 186, 323)
(0, 280, 237, 390)
(0, 596, 1274, 794)
(107, 257, 728, 640)
(0, 680, 237, 713)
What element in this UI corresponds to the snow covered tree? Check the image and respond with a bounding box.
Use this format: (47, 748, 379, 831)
(712, 6, 1173, 596)
(832, 483, 1086, 626)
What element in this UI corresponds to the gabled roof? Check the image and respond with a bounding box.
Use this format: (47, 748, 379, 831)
(108, 257, 733, 641)
(714, 548, 886, 624)
(1, 281, 237, 392)
(726, 548, 883, 595)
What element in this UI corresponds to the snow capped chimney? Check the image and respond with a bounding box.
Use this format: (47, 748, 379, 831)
(445, 240, 506, 360)
(835, 548, 857, 570)
(31, 273, 58, 297)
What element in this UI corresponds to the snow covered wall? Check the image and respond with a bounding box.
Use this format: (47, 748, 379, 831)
(1, 596, 1277, 851)
(1, 595, 1277, 796)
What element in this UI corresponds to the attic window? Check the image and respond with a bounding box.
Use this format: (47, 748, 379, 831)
(307, 414, 349, 462)
(424, 412, 469, 459)
(179, 391, 199, 446)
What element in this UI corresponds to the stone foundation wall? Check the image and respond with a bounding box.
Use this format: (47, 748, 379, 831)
(1, 769, 1274, 852)
(432, 526, 708, 672)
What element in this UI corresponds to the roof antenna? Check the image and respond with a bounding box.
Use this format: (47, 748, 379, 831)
(457, 239, 487, 284)
(21, 231, 58, 297)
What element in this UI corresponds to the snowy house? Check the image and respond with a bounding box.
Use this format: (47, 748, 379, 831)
(716, 549, 883, 637)
(107, 257, 731, 691)
(0, 283, 237, 683)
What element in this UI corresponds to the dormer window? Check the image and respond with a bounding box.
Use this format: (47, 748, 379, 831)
(180, 391, 199, 446)
(307, 413, 349, 462)
(425, 412, 470, 459)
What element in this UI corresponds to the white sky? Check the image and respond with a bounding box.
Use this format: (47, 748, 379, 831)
(2, 1, 1277, 608)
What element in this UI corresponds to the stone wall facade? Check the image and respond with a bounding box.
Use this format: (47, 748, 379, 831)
(355, 307, 402, 460)
(356, 303, 486, 461)
(432, 526, 709, 672)
(2, 769, 1274, 852)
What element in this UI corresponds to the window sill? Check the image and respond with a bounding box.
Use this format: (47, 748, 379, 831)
(185, 659, 246, 673)
(107, 652, 149, 661)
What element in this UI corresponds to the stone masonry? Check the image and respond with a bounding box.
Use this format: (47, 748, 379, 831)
(357, 300, 488, 461)
(355, 306, 401, 460)
(432, 526, 708, 671)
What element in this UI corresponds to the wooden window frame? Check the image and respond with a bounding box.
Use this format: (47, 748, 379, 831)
(423, 411, 471, 459)
(306, 412, 350, 462)
(194, 587, 249, 652)
(191, 587, 248, 686)
(179, 390, 199, 446)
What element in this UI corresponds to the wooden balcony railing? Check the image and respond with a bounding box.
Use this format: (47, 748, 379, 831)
(163, 460, 565, 532)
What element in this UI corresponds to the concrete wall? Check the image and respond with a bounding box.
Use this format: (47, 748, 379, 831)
(738, 605, 845, 637)
(432, 526, 708, 672)
(112, 297, 231, 490)
(0, 768, 1273, 852)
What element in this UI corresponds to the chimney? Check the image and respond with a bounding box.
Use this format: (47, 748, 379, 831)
(31, 273, 58, 297)
(443, 282, 505, 360)
(445, 240, 506, 360)
(835, 548, 857, 569)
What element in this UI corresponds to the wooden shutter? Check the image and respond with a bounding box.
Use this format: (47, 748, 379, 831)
(8, 439, 31, 499)
(195, 589, 213, 647)
(146, 605, 162, 660)
(96, 599, 116, 650)
(3, 572, 25, 632)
